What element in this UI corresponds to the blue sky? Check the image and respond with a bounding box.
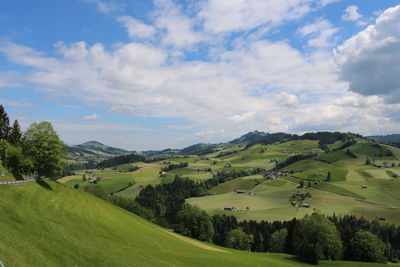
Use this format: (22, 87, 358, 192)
(1, 0, 400, 150)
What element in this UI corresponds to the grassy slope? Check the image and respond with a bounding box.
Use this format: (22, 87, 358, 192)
(0, 181, 386, 267)
(188, 140, 400, 223)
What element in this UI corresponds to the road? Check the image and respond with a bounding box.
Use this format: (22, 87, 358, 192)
(0, 178, 51, 185)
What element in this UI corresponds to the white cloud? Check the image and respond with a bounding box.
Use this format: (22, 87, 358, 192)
(299, 19, 338, 48)
(81, 0, 123, 14)
(229, 112, 257, 123)
(83, 114, 99, 120)
(117, 16, 156, 39)
(342, 5, 363, 21)
(277, 92, 299, 107)
(335, 5, 400, 103)
(198, 0, 313, 34)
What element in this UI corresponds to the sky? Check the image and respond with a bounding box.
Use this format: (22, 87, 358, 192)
(1, 0, 400, 150)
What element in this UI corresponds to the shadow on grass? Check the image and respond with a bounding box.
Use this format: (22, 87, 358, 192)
(36, 180, 53, 191)
(285, 255, 318, 265)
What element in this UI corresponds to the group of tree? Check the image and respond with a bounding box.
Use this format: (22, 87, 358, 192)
(96, 153, 145, 169)
(161, 162, 188, 172)
(0, 105, 65, 179)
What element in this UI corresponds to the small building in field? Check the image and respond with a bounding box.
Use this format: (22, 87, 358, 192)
(361, 185, 368, 189)
(224, 206, 240, 212)
(392, 174, 400, 178)
(159, 171, 167, 178)
(302, 203, 310, 208)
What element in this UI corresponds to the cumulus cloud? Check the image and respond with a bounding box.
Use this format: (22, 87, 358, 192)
(336, 5, 400, 103)
(199, 0, 313, 34)
(298, 19, 338, 48)
(342, 5, 363, 21)
(229, 112, 257, 123)
(117, 16, 156, 39)
(277, 92, 299, 107)
(83, 114, 99, 120)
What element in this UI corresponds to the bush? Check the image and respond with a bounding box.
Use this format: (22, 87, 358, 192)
(73, 183, 80, 189)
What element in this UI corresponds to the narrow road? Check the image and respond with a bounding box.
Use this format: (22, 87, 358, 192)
(0, 178, 51, 185)
(278, 177, 400, 209)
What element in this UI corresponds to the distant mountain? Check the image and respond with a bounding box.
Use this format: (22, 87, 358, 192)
(76, 141, 130, 155)
(366, 134, 400, 143)
(181, 143, 218, 155)
(65, 141, 132, 170)
(229, 131, 294, 146)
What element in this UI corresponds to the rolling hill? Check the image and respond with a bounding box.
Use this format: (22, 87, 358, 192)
(0, 181, 386, 266)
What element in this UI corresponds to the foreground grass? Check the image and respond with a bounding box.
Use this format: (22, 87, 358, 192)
(0, 181, 392, 267)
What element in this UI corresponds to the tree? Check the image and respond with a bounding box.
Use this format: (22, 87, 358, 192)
(0, 105, 10, 141)
(23, 122, 65, 178)
(174, 205, 214, 242)
(350, 230, 387, 263)
(293, 214, 343, 263)
(226, 228, 253, 251)
(326, 171, 332, 182)
(9, 120, 22, 145)
(269, 228, 288, 253)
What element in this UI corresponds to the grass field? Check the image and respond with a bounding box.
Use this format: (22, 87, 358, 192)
(188, 178, 400, 223)
(1, 181, 391, 266)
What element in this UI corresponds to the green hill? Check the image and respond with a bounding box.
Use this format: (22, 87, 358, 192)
(0, 181, 386, 266)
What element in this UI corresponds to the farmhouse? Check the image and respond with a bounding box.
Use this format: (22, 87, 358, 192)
(236, 190, 255, 195)
(159, 171, 167, 178)
(302, 203, 310, 208)
(224, 206, 240, 212)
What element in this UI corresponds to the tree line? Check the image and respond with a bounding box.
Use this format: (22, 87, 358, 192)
(0, 105, 65, 179)
(161, 162, 188, 172)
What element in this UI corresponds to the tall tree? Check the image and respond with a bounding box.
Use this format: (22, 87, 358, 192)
(226, 228, 254, 251)
(0, 105, 11, 141)
(174, 205, 214, 242)
(350, 230, 387, 263)
(293, 214, 343, 263)
(9, 120, 22, 145)
(23, 122, 65, 178)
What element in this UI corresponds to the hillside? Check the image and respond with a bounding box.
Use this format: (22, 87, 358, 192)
(0, 181, 385, 266)
(66, 141, 132, 169)
(367, 134, 400, 143)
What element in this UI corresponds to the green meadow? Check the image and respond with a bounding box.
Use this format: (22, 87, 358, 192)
(0, 181, 395, 267)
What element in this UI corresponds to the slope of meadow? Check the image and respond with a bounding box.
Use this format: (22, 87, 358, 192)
(0, 181, 388, 267)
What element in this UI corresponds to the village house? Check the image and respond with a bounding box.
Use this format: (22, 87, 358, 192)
(236, 190, 255, 195)
(361, 185, 368, 189)
(159, 171, 167, 178)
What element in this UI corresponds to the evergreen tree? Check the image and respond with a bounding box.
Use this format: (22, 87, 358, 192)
(0, 105, 11, 141)
(9, 120, 22, 145)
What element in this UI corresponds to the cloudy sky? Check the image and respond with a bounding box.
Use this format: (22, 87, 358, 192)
(1, 0, 400, 150)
